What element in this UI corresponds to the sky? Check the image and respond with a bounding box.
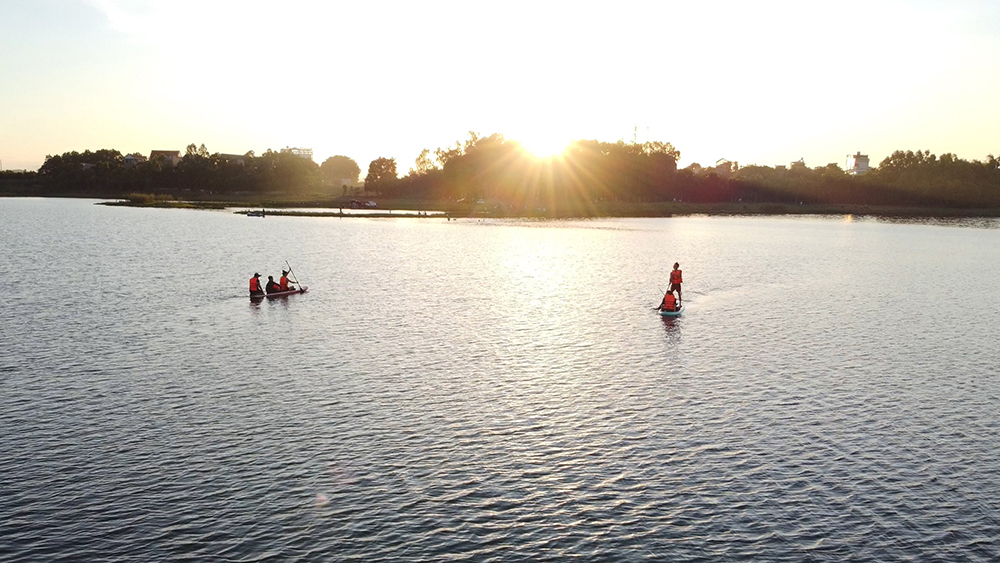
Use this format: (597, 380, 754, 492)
(1, 0, 999, 173)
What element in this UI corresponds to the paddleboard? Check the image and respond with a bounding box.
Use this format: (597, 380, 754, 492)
(251, 285, 308, 299)
(658, 305, 684, 317)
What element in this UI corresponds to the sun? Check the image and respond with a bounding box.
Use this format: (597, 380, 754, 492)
(517, 134, 571, 159)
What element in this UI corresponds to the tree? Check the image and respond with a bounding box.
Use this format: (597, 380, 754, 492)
(364, 157, 397, 194)
(320, 155, 361, 187)
(410, 149, 436, 175)
(185, 143, 210, 158)
(641, 140, 680, 160)
(434, 131, 483, 168)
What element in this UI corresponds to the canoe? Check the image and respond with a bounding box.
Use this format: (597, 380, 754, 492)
(658, 305, 684, 317)
(251, 285, 308, 299)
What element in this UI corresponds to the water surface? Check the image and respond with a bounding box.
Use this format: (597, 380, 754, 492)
(2, 199, 999, 561)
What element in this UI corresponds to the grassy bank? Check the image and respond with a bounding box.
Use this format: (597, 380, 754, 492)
(100, 193, 229, 209)
(103, 199, 230, 209)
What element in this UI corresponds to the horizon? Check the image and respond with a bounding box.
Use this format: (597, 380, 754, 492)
(2, 1, 999, 173)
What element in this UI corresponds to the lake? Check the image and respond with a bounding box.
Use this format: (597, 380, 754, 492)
(2, 198, 999, 561)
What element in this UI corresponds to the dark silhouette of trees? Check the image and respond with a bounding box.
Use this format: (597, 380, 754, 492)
(387, 135, 1000, 211)
(867, 150, 1000, 207)
(37, 149, 126, 195)
(18, 138, 1000, 210)
(410, 149, 435, 175)
(32, 144, 320, 197)
(364, 157, 397, 194)
(186, 143, 210, 158)
(389, 134, 684, 213)
(0, 169, 41, 195)
(320, 155, 361, 188)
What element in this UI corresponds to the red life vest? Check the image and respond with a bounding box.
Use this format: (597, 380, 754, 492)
(280, 276, 291, 291)
(249, 277, 261, 292)
(662, 293, 677, 310)
(670, 269, 683, 285)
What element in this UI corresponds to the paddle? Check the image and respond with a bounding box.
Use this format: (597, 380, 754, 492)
(285, 260, 301, 291)
(652, 285, 671, 311)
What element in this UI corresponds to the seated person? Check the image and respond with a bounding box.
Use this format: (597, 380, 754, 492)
(660, 290, 678, 312)
(265, 275, 282, 294)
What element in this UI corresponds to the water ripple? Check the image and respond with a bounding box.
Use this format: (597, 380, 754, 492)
(2, 202, 1000, 561)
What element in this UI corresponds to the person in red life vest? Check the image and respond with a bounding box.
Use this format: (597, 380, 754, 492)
(279, 270, 296, 292)
(659, 290, 678, 312)
(669, 262, 683, 305)
(265, 275, 281, 294)
(249, 273, 264, 297)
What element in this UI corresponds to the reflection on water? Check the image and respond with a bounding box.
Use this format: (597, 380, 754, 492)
(659, 315, 682, 343)
(1, 199, 1000, 561)
(241, 206, 447, 216)
(867, 215, 1000, 229)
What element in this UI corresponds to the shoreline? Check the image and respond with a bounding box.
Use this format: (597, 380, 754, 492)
(236, 209, 448, 219)
(227, 205, 1000, 220)
(5, 195, 1000, 219)
(123, 200, 1000, 219)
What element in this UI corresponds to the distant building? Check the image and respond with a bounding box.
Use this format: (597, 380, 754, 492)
(790, 158, 807, 170)
(847, 152, 869, 175)
(713, 159, 738, 178)
(149, 150, 182, 167)
(124, 154, 147, 168)
(280, 147, 314, 161)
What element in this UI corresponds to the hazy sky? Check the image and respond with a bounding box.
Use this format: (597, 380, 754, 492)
(1, 0, 998, 172)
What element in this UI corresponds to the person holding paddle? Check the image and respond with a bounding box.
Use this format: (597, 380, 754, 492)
(279, 270, 296, 292)
(659, 289, 679, 312)
(669, 262, 683, 305)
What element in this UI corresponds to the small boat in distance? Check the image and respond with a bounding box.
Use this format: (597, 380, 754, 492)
(246, 209, 265, 217)
(251, 286, 308, 300)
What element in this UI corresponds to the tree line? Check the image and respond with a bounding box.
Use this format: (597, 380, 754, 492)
(371, 134, 1000, 210)
(4, 137, 999, 210)
(2, 144, 361, 198)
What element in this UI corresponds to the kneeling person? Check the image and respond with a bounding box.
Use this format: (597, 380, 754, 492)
(249, 273, 265, 297)
(660, 290, 678, 312)
(279, 270, 296, 292)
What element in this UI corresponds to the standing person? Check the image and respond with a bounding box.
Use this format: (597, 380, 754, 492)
(659, 290, 678, 312)
(249, 273, 264, 297)
(265, 275, 281, 294)
(279, 270, 296, 292)
(669, 262, 683, 305)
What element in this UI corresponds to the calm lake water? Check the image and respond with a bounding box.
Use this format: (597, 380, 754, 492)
(2, 198, 999, 561)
